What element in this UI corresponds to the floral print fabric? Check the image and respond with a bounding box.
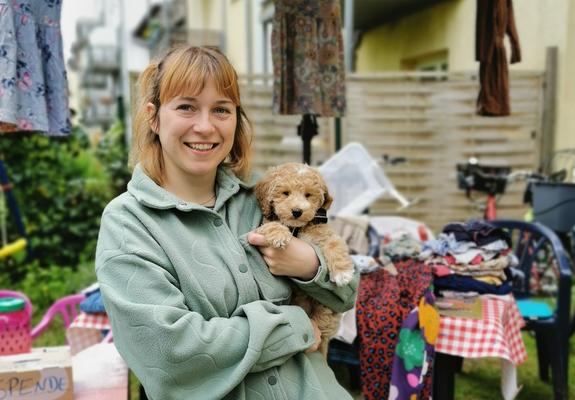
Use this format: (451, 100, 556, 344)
(271, 0, 346, 117)
(389, 290, 439, 400)
(0, 0, 71, 136)
(356, 258, 436, 400)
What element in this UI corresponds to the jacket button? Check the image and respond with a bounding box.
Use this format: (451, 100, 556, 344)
(267, 376, 277, 385)
(238, 264, 248, 273)
(303, 333, 309, 342)
(213, 218, 223, 227)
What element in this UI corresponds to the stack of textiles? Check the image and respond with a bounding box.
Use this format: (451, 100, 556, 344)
(420, 220, 518, 296)
(354, 233, 423, 275)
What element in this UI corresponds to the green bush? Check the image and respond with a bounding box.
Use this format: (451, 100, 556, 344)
(95, 120, 131, 197)
(17, 261, 77, 312)
(0, 127, 114, 281)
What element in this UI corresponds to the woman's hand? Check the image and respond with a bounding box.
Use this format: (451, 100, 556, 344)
(247, 232, 320, 280)
(304, 319, 322, 353)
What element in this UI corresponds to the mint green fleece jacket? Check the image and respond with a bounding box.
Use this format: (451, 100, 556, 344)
(95, 165, 359, 400)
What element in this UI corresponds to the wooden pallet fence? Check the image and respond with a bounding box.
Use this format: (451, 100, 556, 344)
(240, 71, 544, 234)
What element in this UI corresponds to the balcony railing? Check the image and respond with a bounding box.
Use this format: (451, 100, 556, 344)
(80, 72, 111, 89)
(169, 28, 222, 48)
(89, 45, 119, 72)
(81, 92, 117, 126)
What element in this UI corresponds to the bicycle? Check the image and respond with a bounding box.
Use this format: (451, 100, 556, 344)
(455, 158, 549, 221)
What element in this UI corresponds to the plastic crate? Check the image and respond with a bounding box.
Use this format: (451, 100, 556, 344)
(532, 181, 575, 233)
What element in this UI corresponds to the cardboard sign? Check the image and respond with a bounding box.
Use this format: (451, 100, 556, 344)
(0, 347, 73, 400)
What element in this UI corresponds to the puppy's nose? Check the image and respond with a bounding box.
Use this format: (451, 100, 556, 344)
(292, 209, 302, 218)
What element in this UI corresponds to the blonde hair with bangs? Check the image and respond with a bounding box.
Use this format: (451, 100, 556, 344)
(131, 46, 252, 184)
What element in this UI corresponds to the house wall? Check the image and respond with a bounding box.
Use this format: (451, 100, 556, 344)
(356, 0, 573, 152)
(186, 0, 220, 29)
(356, 1, 470, 71)
(558, 1, 575, 149)
(225, 0, 248, 73)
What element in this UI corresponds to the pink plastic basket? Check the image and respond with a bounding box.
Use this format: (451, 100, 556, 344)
(0, 290, 32, 355)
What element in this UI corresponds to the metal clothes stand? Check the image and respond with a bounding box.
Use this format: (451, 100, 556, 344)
(297, 114, 318, 164)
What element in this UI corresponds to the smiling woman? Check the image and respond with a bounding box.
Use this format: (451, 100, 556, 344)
(146, 79, 237, 203)
(94, 45, 359, 400)
(131, 46, 251, 186)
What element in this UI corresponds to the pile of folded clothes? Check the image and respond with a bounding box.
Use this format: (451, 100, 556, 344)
(420, 219, 519, 296)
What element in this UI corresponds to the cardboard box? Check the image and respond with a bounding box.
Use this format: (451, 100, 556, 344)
(0, 346, 73, 400)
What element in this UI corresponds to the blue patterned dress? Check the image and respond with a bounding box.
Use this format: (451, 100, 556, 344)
(0, 0, 71, 136)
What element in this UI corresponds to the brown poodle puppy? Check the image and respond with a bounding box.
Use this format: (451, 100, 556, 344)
(254, 162, 355, 356)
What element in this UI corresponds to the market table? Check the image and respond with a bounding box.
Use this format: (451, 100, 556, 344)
(66, 311, 110, 355)
(66, 312, 128, 400)
(334, 291, 527, 399)
(433, 294, 527, 400)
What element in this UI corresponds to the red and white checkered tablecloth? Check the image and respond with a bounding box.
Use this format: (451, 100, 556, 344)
(435, 294, 527, 365)
(66, 312, 110, 355)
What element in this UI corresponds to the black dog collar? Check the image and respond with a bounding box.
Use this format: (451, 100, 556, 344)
(266, 208, 328, 238)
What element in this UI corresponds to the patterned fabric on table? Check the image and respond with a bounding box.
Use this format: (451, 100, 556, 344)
(435, 294, 526, 364)
(271, 0, 346, 117)
(356, 258, 435, 400)
(389, 289, 439, 400)
(0, 0, 71, 135)
(66, 312, 110, 355)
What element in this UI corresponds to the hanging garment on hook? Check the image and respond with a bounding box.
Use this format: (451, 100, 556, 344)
(0, 0, 71, 136)
(271, 0, 346, 117)
(475, 0, 521, 117)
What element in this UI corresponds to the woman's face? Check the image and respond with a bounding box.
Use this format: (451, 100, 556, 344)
(151, 78, 237, 186)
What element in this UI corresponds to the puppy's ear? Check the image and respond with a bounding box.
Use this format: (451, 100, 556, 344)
(322, 188, 333, 210)
(254, 177, 273, 217)
(315, 169, 333, 210)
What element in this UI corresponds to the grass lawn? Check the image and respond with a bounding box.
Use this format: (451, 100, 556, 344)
(454, 332, 575, 399)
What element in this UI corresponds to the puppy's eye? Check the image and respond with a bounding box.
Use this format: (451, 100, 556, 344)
(282, 191, 290, 196)
(305, 193, 311, 198)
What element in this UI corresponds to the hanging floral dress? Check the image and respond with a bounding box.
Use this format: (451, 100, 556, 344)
(0, 0, 71, 136)
(271, 0, 346, 117)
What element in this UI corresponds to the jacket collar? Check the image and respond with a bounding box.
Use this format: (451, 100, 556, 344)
(127, 164, 254, 211)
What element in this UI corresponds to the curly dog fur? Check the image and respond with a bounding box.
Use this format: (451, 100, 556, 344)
(255, 162, 354, 356)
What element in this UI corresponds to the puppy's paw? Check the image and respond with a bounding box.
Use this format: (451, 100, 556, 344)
(270, 234, 291, 249)
(256, 222, 292, 249)
(330, 269, 355, 286)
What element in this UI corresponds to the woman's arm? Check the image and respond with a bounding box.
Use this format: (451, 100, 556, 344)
(248, 232, 359, 313)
